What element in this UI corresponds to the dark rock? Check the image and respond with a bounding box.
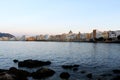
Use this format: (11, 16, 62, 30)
(18, 59, 51, 68)
(73, 68, 78, 71)
(80, 70, 86, 74)
(13, 59, 19, 63)
(0, 69, 8, 73)
(86, 73, 92, 79)
(112, 69, 120, 74)
(60, 72, 70, 79)
(32, 68, 55, 79)
(62, 64, 79, 69)
(9, 67, 18, 71)
(100, 73, 112, 77)
(111, 76, 120, 80)
(0, 72, 6, 75)
(0, 72, 15, 80)
(73, 65, 80, 67)
(97, 78, 101, 80)
(0, 67, 30, 80)
(8, 67, 30, 80)
(62, 65, 73, 69)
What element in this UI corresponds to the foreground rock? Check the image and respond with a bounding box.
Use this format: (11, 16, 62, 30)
(86, 73, 93, 79)
(0, 72, 15, 80)
(13, 59, 19, 63)
(0, 67, 30, 80)
(80, 70, 86, 74)
(60, 72, 70, 79)
(32, 68, 55, 79)
(18, 59, 51, 68)
(112, 69, 120, 74)
(0, 69, 8, 73)
(8, 67, 30, 80)
(111, 76, 120, 80)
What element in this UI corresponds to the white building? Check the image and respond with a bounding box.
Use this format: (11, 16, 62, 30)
(44, 34, 50, 40)
(9, 37, 17, 41)
(66, 33, 77, 41)
(36, 35, 50, 41)
(115, 30, 120, 37)
(96, 30, 103, 38)
(108, 30, 120, 41)
(108, 31, 116, 38)
(80, 33, 86, 40)
(19, 35, 26, 41)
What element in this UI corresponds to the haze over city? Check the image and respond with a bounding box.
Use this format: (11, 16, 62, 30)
(0, 0, 120, 36)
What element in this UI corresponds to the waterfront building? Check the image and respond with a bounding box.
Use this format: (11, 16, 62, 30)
(19, 35, 26, 41)
(49, 35, 56, 41)
(108, 31, 117, 39)
(26, 36, 36, 41)
(102, 31, 109, 39)
(0, 38, 3, 41)
(18, 36, 23, 41)
(76, 32, 81, 41)
(60, 33, 67, 41)
(108, 30, 120, 40)
(55, 35, 61, 41)
(44, 34, 50, 40)
(36, 35, 40, 41)
(93, 29, 96, 40)
(9, 37, 17, 41)
(115, 30, 120, 37)
(96, 31, 103, 39)
(92, 29, 104, 39)
(2, 37, 9, 41)
(40, 35, 45, 40)
(80, 33, 86, 41)
(66, 31, 77, 41)
(85, 33, 92, 41)
(69, 30, 73, 34)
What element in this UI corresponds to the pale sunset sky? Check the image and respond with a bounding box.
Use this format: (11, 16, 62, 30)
(0, 0, 120, 36)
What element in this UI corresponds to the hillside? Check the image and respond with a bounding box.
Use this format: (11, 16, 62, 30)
(0, 32, 15, 38)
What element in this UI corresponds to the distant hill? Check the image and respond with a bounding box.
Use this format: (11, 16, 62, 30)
(0, 32, 15, 38)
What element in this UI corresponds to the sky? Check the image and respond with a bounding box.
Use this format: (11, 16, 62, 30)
(0, 0, 120, 36)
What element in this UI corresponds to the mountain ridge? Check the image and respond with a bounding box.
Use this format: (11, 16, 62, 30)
(0, 32, 14, 38)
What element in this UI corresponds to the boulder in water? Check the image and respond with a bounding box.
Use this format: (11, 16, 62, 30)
(32, 68, 55, 79)
(18, 59, 51, 68)
(60, 72, 70, 79)
(8, 67, 30, 80)
(112, 69, 120, 74)
(0, 72, 15, 80)
(13, 59, 19, 63)
(86, 73, 93, 79)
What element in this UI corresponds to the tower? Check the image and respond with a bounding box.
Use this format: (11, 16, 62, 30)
(93, 29, 96, 41)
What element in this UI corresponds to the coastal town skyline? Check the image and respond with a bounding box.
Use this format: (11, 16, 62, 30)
(0, 0, 120, 35)
(0, 29, 119, 42)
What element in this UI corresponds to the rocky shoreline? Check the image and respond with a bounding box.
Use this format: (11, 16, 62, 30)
(0, 59, 120, 80)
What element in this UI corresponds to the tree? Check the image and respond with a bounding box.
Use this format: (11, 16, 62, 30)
(107, 38, 112, 41)
(96, 37, 104, 41)
(117, 35, 120, 40)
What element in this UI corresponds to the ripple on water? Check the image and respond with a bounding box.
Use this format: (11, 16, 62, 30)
(0, 42, 120, 80)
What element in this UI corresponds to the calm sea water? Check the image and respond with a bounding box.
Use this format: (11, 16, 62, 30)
(0, 41, 120, 80)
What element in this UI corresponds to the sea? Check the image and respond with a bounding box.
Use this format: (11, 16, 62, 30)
(0, 41, 120, 80)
